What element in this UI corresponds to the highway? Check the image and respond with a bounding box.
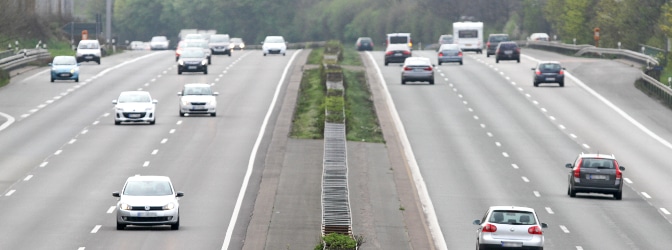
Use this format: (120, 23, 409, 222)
(366, 48, 672, 249)
(1, 44, 672, 250)
(0, 49, 300, 249)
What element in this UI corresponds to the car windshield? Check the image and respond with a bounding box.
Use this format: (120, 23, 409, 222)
(185, 41, 207, 48)
(265, 37, 285, 43)
(118, 93, 151, 103)
(458, 30, 477, 38)
(184, 86, 213, 95)
(181, 49, 205, 58)
(78, 42, 99, 49)
(389, 36, 408, 44)
(123, 180, 173, 196)
(489, 210, 536, 225)
(581, 158, 615, 169)
(53, 56, 76, 65)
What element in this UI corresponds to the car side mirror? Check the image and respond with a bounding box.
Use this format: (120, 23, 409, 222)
(541, 223, 548, 228)
(531, 68, 536, 70)
(562, 68, 566, 70)
(177, 92, 182, 96)
(176, 192, 184, 197)
(565, 163, 573, 168)
(473, 219, 481, 225)
(619, 166, 625, 171)
(112, 192, 120, 197)
(112, 100, 118, 104)
(213, 92, 219, 96)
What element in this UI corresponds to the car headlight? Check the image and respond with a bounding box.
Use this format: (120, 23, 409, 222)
(178, 60, 184, 66)
(163, 202, 175, 210)
(201, 59, 208, 65)
(181, 100, 189, 106)
(119, 203, 131, 210)
(240, 43, 245, 48)
(70, 68, 76, 74)
(229, 44, 234, 49)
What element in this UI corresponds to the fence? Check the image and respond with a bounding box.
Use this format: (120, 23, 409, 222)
(0, 49, 51, 71)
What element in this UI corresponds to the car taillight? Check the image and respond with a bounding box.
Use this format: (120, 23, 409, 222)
(615, 162, 622, 179)
(535, 70, 542, 75)
(403, 50, 411, 55)
(483, 224, 497, 232)
(516, 48, 521, 53)
(439, 52, 444, 57)
(403, 67, 412, 71)
(528, 226, 543, 235)
(573, 159, 582, 178)
(385, 51, 393, 55)
(424, 66, 433, 71)
(458, 52, 463, 57)
(487, 42, 491, 48)
(558, 70, 564, 75)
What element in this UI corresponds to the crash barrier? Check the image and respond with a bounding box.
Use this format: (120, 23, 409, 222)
(0, 49, 51, 71)
(522, 41, 659, 67)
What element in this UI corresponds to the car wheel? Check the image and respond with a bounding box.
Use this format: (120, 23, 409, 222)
(517, 58, 520, 63)
(438, 61, 442, 65)
(496, 59, 499, 63)
(117, 222, 125, 230)
(149, 119, 155, 125)
(50, 77, 54, 82)
(429, 80, 434, 85)
(401, 79, 406, 85)
(228, 53, 231, 57)
(559, 81, 564, 87)
(263, 53, 267, 56)
(171, 217, 180, 230)
(97, 59, 101, 65)
(460, 61, 463, 65)
(178, 70, 182, 75)
(208, 58, 211, 65)
(385, 61, 389, 66)
(204, 68, 208, 75)
(283, 53, 286, 56)
(569, 186, 576, 197)
(179, 111, 185, 117)
(75, 77, 79, 83)
(534, 81, 539, 87)
(115, 120, 121, 125)
(614, 191, 622, 200)
(211, 112, 216, 117)
(486, 53, 490, 58)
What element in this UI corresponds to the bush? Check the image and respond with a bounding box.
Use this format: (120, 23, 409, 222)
(317, 233, 357, 250)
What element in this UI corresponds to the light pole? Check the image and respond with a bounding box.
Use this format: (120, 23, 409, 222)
(106, 0, 112, 43)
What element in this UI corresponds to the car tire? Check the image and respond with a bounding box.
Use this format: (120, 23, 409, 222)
(385, 61, 389, 66)
(283, 53, 286, 56)
(116, 222, 125, 230)
(208, 58, 211, 65)
(263, 53, 267, 56)
(429, 80, 434, 85)
(568, 186, 576, 197)
(178, 70, 182, 75)
(149, 119, 155, 125)
(534, 81, 539, 87)
(179, 111, 185, 117)
(486, 53, 490, 58)
(496, 59, 499, 63)
(401, 79, 406, 85)
(204, 68, 208, 75)
(614, 191, 622, 200)
(171, 217, 180, 230)
(115, 120, 121, 125)
(559, 81, 564, 87)
(75, 77, 79, 83)
(438, 61, 442, 65)
(460, 61, 463, 65)
(517, 58, 520, 63)
(211, 112, 216, 117)
(97, 59, 101, 65)
(50, 77, 54, 82)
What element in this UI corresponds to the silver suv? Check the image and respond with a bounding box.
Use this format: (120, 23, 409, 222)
(566, 153, 625, 200)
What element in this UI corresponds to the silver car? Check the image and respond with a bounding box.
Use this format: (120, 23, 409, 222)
(473, 206, 547, 249)
(401, 57, 435, 85)
(178, 83, 218, 117)
(112, 176, 184, 230)
(437, 43, 463, 65)
(112, 91, 157, 125)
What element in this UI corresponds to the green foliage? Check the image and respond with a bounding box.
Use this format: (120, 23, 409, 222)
(322, 233, 357, 250)
(308, 48, 324, 65)
(344, 70, 383, 143)
(324, 96, 345, 123)
(0, 68, 9, 88)
(291, 68, 325, 139)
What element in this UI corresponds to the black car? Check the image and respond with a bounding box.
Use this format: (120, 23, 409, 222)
(532, 61, 565, 87)
(384, 44, 411, 66)
(356, 37, 374, 51)
(495, 41, 520, 63)
(566, 153, 625, 200)
(486, 34, 510, 57)
(177, 48, 208, 75)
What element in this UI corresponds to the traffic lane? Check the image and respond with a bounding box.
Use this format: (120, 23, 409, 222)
(446, 52, 672, 248)
(74, 50, 299, 249)
(492, 51, 672, 226)
(0, 51, 176, 194)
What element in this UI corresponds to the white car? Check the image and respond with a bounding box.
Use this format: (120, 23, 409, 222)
(178, 83, 218, 117)
(149, 36, 170, 50)
(112, 176, 184, 230)
(112, 91, 157, 125)
(473, 206, 547, 249)
(262, 36, 287, 56)
(75, 39, 102, 64)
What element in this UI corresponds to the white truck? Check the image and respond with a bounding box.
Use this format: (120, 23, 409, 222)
(453, 21, 483, 53)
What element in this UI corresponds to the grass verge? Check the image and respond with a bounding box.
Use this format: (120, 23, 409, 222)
(341, 47, 363, 66)
(291, 68, 325, 139)
(307, 47, 324, 65)
(344, 69, 384, 143)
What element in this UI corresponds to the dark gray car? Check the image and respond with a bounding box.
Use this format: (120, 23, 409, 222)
(532, 61, 565, 87)
(566, 153, 625, 200)
(486, 33, 509, 57)
(384, 44, 411, 66)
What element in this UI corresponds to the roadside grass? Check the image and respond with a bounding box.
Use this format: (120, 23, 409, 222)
(0, 69, 8, 88)
(343, 69, 384, 143)
(307, 47, 324, 65)
(291, 68, 325, 139)
(341, 47, 363, 66)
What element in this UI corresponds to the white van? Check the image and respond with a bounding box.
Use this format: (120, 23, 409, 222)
(386, 33, 412, 50)
(76, 40, 102, 64)
(529, 33, 550, 41)
(453, 22, 483, 53)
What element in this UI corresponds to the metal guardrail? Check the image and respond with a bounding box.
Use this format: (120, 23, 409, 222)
(0, 49, 51, 71)
(522, 41, 659, 66)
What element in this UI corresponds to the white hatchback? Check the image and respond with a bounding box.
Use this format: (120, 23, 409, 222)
(473, 206, 547, 249)
(113, 176, 184, 230)
(178, 83, 218, 117)
(112, 91, 157, 125)
(262, 36, 286, 56)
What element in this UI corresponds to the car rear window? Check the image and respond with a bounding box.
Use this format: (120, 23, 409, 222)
(489, 210, 536, 225)
(489, 35, 509, 42)
(389, 36, 409, 44)
(500, 43, 517, 49)
(540, 63, 561, 71)
(581, 159, 615, 169)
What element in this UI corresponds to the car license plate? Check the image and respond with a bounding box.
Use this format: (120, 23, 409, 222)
(501, 241, 523, 247)
(505, 51, 513, 55)
(465, 44, 471, 46)
(129, 114, 141, 118)
(394, 53, 402, 56)
(60, 73, 70, 77)
(545, 78, 555, 81)
(85, 56, 93, 59)
(135, 211, 157, 217)
(588, 174, 608, 180)
(188, 66, 196, 69)
(193, 106, 206, 110)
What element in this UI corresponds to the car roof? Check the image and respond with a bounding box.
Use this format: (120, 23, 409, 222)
(579, 152, 616, 159)
(120, 90, 150, 95)
(489, 206, 536, 212)
(538, 61, 561, 65)
(439, 44, 460, 50)
(404, 57, 431, 64)
(126, 175, 172, 182)
(184, 83, 211, 87)
(489, 33, 509, 37)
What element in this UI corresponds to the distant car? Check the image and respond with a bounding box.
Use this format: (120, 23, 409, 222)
(112, 91, 157, 125)
(401, 57, 434, 85)
(486, 33, 510, 57)
(532, 61, 565, 87)
(566, 153, 625, 200)
(384, 44, 411, 66)
(75, 39, 101, 64)
(529, 33, 550, 41)
(49, 56, 79, 82)
(262, 36, 287, 56)
(230, 37, 245, 50)
(495, 41, 520, 63)
(437, 44, 463, 65)
(177, 48, 208, 75)
(183, 33, 205, 41)
(112, 175, 184, 230)
(128, 41, 146, 50)
(149, 36, 170, 50)
(178, 83, 218, 117)
(437, 34, 454, 45)
(183, 39, 212, 64)
(209, 34, 231, 56)
(386, 33, 412, 50)
(473, 206, 547, 250)
(355, 37, 374, 51)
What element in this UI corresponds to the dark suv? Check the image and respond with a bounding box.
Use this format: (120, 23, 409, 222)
(495, 41, 520, 63)
(486, 34, 509, 57)
(566, 153, 625, 200)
